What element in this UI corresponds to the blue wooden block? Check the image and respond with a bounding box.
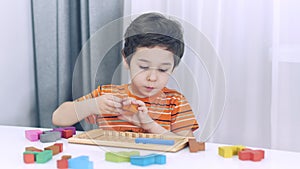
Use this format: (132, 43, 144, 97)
(154, 154, 166, 164)
(68, 156, 93, 169)
(135, 138, 175, 145)
(130, 154, 166, 166)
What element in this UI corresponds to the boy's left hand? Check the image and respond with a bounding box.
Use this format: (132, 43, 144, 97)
(118, 98, 154, 128)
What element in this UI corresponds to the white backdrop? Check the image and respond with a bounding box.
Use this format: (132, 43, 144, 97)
(124, 0, 300, 152)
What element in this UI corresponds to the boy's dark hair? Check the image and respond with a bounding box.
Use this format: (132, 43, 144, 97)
(123, 12, 184, 68)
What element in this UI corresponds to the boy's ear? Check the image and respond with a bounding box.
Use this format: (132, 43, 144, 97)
(121, 49, 129, 69)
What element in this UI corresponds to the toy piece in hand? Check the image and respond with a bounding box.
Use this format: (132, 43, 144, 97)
(122, 104, 139, 115)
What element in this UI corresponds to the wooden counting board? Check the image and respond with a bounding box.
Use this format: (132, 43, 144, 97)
(68, 129, 190, 152)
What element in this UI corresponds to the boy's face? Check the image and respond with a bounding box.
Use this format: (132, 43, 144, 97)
(127, 46, 175, 98)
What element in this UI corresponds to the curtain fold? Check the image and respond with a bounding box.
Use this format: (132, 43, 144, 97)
(31, 0, 123, 129)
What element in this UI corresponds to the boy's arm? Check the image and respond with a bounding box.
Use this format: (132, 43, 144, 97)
(52, 99, 99, 126)
(52, 94, 123, 126)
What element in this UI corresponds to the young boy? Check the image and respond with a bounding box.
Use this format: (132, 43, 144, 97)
(52, 12, 198, 137)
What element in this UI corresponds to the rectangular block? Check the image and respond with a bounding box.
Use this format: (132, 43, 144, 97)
(135, 138, 175, 145)
(105, 151, 140, 162)
(68, 156, 93, 169)
(36, 150, 52, 163)
(40, 131, 61, 143)
(25, 130, 43, 141)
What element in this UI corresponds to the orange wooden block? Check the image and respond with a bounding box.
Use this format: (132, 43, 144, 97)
(62, 130, 73, 139)
(23, 153, 35, 164)
(57, 159, 68, 169)
(61, 155, 72, 160)
(25, 146, 43, 152)
(44, 145, 60, 155)
(238, 148, 264, 162)
(188, 138, 205, 152)
(122, 104, 139, 115)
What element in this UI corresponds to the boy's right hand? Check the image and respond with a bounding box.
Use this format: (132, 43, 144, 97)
(94, 94, 123, 115)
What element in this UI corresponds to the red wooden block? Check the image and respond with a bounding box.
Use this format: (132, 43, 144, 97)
(62, 130, 73, 139)
(23, 153, 35, 164)
(238, 148, 264, 162)
(57, 159, 68, 169)
(54, 143, 63, 152)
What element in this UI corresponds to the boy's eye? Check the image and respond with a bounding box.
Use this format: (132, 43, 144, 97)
(139, 66, 149, 70)
(158, 69, 168, 72)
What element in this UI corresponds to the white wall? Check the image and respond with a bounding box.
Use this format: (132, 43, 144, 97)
(0, 0, 37, 126)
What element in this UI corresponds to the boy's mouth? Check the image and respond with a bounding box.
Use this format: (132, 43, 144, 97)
(145, 86, 155, 91)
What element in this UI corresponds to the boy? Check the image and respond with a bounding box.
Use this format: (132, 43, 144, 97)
(52, 12, 198, 137)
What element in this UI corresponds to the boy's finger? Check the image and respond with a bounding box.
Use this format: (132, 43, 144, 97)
(104, 94, 123, 103)
(106, 100, 122, 108)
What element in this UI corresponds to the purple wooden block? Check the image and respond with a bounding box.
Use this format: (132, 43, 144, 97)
(52, 128, 64, 137)
(25, 130, 43, 141)
(63, 127, 76, 135)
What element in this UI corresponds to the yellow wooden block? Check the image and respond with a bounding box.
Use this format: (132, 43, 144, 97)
(218, 145, 245, 158)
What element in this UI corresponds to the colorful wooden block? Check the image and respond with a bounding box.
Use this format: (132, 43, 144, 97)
(218, 145, 245, 158)
(122, 104, 139, 115)
(62, 129, 73, 139)
(23, 153, 35, 164)
(52, 128, 64, 137)
(188, 138, 205, 152)
(25, 146, 43, 152)
(35, 150, 53, 163)
(44, 145, 60, 155)
(105, 151, 140, 162)
(40, 131, 61, 143)
(61, 155, 72, 160)
(68, 156, 93, 169)
(63, 126, 76, 135)
(25, 130, 43, 141)
(135, 138, 175, 145)
(130, 154, 166, 166)
(57, 159, 68, 169)
(238, 148, 265, 162)
(54, 143, 63, 153)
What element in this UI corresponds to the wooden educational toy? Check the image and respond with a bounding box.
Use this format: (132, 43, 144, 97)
(218, 145, 245, 158)
(25, 130, 43, 141)
(35, 150, 53, 163)
(105, 151, 140, 162)
(135, 138, 175, 145)
(68, 129, 190, 152)
(238, 148, 265, 161)
(68, 156, 93, 169)
(24, 143, 64, 164)
(188, 138, 205, 152)
(25, 146, 43, 152)
(40, 131, 61, 143)
(122, 104, 139, 115)
(130, 154, 166, 166)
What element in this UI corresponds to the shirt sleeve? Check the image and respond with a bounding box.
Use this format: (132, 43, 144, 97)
(171, 95, 199, 133)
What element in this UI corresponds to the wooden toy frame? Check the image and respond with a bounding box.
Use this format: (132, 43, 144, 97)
(68, 129, 190, 152)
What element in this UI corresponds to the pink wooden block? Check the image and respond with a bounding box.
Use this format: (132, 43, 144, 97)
(25, 130, 43, 141)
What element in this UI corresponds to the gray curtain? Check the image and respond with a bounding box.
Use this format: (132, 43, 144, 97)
(31, 0, 123, 129)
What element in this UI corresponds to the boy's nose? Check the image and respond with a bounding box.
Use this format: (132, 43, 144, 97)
(147, 69, 157, 81)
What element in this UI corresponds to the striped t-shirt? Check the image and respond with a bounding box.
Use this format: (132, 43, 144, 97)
(76, 84, 199, 133)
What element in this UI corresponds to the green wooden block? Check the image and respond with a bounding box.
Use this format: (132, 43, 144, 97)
(105, 151, 140, 162)
(36, 150, 53, 163)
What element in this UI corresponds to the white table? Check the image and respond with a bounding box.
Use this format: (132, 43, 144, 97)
(1, 125, 300, 169)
